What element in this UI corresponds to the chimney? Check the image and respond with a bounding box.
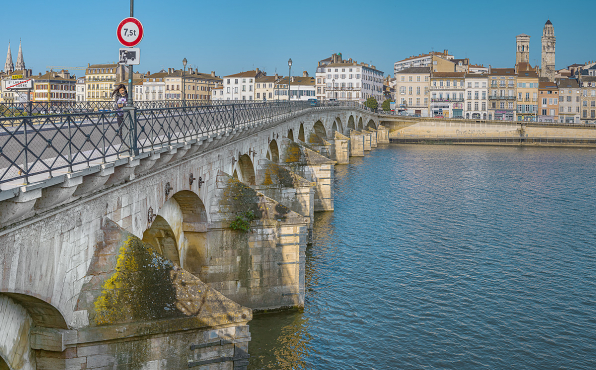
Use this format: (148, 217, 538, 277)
(291, 76, 295, 83)
(275, 73, 279, 80)
(211, 71, 215, 77)
(168, 67, 173, 74)
(256, 67, 260, 74)
(302, 71, 309, 77)
(348, 58, 352, 63)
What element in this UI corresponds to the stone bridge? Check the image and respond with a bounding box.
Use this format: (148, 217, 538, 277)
(0, 104, 388, 369)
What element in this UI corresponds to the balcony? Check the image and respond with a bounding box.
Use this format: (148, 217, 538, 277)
(431, 98, 464, 102)
(489, 95, 516, 100)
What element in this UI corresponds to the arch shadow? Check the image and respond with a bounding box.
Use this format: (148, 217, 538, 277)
(298, 123, 305, 142)
(237, 154, 256, 185)
(287, 128, 294, 142)
(268, 139, 280, 162)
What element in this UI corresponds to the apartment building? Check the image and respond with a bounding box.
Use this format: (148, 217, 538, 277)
(165, 68, 221, 101)
(217, 69, 265, 101)
(76, 76, 85, 102)
(142, 71, 167, 101)
(394, 67, 430, 117)
(85, 63, 126, 101)
(255, 75, 279, 101)
(31, 70, 76, 103)
(580, 76, 596, 123)
(394, 50, 453, 75)
(430, 72, 466, 118)
(557, 78, 580, 123)
(488, 68, 516, 121)
(516, 64, 540, 121)
(537, 81, 559, 122)
(274, 75, 316, 101)
(464, 74, 488, 119)
(316, 53, 384, 103)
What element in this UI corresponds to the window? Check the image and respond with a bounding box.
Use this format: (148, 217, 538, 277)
(543, 98, 547, 105)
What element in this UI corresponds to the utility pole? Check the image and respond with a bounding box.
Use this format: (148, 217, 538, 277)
(127, 0, 134, 106)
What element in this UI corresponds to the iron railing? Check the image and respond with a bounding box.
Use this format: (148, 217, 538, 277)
(0, 100, 362, 188)
(0, 99, 256, 117)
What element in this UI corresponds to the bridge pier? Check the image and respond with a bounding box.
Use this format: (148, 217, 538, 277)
(333, 131, 350, 164)
(377, 125, 390, 143)
(349, 130, 365, 156)
(363, 131, 372, 151)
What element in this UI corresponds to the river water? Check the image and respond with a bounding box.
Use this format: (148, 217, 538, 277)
(248, 144, 596, 369)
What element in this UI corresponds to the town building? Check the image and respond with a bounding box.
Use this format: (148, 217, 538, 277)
(85, 64, 126, 101)
(274, 74, 316, 101)
(557, 78, 581, 123)
(31, 70, 76, 103)
(469, 64, 489, 74)
(164, 68, 221, 101)
(315, 53, 384, 103)
(141, 71, 167, 101)
(217, 69, 265, 101)
(464, 74, 488, 120)
(394, 67, 430, 117)
(211, 86, 223, 101)
(393, 50, 453, 75)
(430, 72, 465, 118)
(537, 81, 559, 122)
(516, 63, 540, 121)
(579, 74, 596, 123)
(76, 76, 86, 102)
(255, 75, 279, 101)
(488, 68, 516, 121)
(541, 20, 556, 81)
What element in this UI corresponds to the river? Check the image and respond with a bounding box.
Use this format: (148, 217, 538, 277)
(248, 144, 596, 369)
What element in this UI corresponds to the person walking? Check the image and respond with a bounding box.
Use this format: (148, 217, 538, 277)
(112, 84, 128, 142)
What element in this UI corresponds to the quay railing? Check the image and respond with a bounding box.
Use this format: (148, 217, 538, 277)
(0, 100, 363, 188)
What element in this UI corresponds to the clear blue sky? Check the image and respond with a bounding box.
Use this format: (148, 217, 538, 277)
(5, 0, 595, 78)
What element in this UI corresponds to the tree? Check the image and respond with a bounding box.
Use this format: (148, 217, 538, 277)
(364, 97, 378, 110)
(382, 99, 392, 112)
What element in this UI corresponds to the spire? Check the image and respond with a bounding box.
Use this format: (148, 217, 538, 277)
(15, 39, 25, 71)
(4, 41, 14, 74)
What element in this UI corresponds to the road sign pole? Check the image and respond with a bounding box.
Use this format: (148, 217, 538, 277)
(128, 0, 134, 107)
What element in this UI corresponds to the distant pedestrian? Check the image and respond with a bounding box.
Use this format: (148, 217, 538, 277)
(112, 84, 128, 141)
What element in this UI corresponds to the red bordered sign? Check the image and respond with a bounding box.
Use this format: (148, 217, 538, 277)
(117, 17, 144, 47)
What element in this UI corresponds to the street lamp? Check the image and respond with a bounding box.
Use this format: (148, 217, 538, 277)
(182, 58, 187, 105)
(288, 58, 292, 103)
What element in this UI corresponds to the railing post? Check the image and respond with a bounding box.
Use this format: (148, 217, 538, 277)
(23, 117, 29, 185)
(123, 106, 138, 156)
(232, 104, 235, 130)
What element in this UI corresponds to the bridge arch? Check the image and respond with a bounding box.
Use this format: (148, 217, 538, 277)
(0, 293, 65, 369)
(357, 117, 364, 130)
(237, 154, 256, 185)
(268, 139, 280, 162)
(298, 123, 305, 142)
(144, 191, 208, 275)
(366, 119, 377, 129)
(335, 117, 344, 133)
(313, 120, 327, 140)
(347, 116, 355, 132)
(287, 128, 294, 142)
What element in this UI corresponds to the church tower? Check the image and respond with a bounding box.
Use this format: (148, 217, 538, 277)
(15, 39, 25, 71)
(541, 20, 556, 81)
(516, 34, 530, 66)
(4, 41, 14, 74)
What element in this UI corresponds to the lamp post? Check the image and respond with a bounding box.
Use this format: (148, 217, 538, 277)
(182, 58, 187, 106)
(288, 58, 292, 103)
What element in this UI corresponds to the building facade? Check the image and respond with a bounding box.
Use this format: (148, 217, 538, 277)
(516, 34, 530, 66)
(395, 67, 430, 117)
(464, 74, 488, 120)
(580, 76, 596, 123)
(273, 75, 316, 101)
(430, 72, 465, 118)
(217, 69, 265, 101)
(557, 79, 581, 123)
(541, 20, 556, 82)
(488, 68, 516, 121)
(76, 76, 86, 102)
(516, 65, 540, 122)
(85, 64, 125, 101)
(164, 68, 221, 101)
(316, 53, 384, 103)
(31, 70, 76, 103)
(255, 75, 279, 101)
(537, 81, 559, 122)
(142, 71, 166, 101)
(393, 50, 453, 75)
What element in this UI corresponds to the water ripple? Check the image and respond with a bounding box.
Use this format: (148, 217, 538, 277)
(249, 145, 596, 370)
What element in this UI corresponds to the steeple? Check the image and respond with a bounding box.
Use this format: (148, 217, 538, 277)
(541, 20, 556, 81)
(15, 39, 25, 71)
(4, 41, 14, 74)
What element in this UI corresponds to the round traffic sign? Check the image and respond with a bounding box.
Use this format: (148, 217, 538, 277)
(117, 17, 144, 47)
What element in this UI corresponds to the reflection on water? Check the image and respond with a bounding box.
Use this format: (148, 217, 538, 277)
(249, 145, 596, 370)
